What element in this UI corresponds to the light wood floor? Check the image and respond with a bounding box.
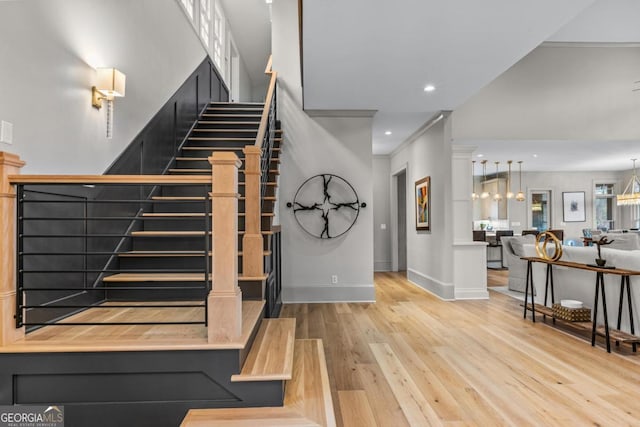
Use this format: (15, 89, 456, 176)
(487, 268, 508, 287)
(281, 271, 640, 427)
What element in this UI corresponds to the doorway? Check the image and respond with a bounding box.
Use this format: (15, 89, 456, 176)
(396, 170, 407, 271)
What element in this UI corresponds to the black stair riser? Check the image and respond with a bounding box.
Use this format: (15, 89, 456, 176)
(191, 130, 258, 138)
(181, 148, 281, 159)
(200, 115, 261, 122)
(161, 186, 244, 199)
(183, 139, 260, 148)
(197, 122, 260, 130)
(118, 254, 253, 271)
(105, 286, 207, 301)
(204, 110, 263, 116)
(131, 235, 267, 251)
(133, 236, 210, 251)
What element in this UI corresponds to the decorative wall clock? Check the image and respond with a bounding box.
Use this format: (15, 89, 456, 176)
(286, 174, 366, 239)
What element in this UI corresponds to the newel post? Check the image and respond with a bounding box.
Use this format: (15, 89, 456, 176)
(0, 152, 25, 346)
(208, 152, 243, 342)
(242, 146, 264, 278)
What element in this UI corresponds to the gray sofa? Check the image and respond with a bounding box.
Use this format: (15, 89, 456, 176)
(501, 235, 536, 292)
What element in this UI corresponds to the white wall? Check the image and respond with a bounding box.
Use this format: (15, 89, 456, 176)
(272, 0, 374, 303)
(0, 0, 208, 173)
(373, 155, 391, 271)
(390, 118, 455, 299)
(237, 56, 253, 102)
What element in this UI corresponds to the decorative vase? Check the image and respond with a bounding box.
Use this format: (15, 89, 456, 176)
(595, 258, 606, 267)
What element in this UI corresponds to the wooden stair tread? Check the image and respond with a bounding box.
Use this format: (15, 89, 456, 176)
(181, 146, 281, 151)
(201, 114, 262, 118)
(206, 107, 264, 111)
(152, 196, 275, 201)
(130, 230, 274, 236)
(181, 339, 336, 427)
(231, 318, 296, 382)
(192, 129, 282, 133)
(188, 137, 258, 141)
(142, 212, 275, 217)
(103, 273, 268, 282)
(168, 169, 280, 179)
(198, 121, 261, 125)
(118, 250, 271, 257)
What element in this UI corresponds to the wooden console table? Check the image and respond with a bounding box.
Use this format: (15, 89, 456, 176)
(521, 256, 640, 353)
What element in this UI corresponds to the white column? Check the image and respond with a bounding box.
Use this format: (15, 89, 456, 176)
(451, 145, 489, 299)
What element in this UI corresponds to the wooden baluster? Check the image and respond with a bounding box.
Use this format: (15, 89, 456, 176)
(0, 152, 25, 346)
(242, 146, 264, 278)
(208, 152, 242, 342)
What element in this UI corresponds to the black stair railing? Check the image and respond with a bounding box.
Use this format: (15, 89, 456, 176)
(12, 176, 212, 329)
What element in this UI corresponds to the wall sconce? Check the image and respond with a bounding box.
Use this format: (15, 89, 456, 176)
(92, 68, 126, 139)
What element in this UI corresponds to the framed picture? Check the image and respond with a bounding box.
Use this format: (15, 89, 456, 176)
(562, 191, 586, 222)
(415, 176, 431, 231)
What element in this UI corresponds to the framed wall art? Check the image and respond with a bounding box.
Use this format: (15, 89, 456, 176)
(415, 176, 431, 231)
(562, 191, 586, 222)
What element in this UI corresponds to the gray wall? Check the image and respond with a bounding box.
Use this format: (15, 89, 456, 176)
(373, 156, 391, 271)
(390, 117, 455, 299)
(273, 0, 374, 303)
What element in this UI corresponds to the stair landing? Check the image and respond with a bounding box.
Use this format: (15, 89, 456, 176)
(0, 300, 265, 353)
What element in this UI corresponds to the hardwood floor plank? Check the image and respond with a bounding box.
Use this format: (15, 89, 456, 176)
(337, 391, 377, 427)
(355, 363, 410, 427)
(370, 343, 443, 426)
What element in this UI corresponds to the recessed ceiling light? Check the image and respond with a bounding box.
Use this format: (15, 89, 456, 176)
(384, 131, 392, 135)
(477, 154, 484, 158)
(424, 85, 436, 92)
(532, 154, 538, 158)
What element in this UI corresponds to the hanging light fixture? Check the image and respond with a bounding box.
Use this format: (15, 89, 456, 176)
(506, 160, 514, 199)
(480, 160, 490, 199)
(516, 161, 525, 202)
(617, 158, 640, 206)
(493, 162, 503, 201)
(471, 160, 479, 200)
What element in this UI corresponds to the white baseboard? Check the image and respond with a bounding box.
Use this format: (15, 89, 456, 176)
(374, 261, 392, 272)
(407, 269, 455, 300)
(282, 283, 376, 303)
(454, 288, 489, 300)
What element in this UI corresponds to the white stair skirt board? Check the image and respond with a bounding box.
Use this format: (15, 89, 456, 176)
(374, 261, 392, 272)
(282, 283, 376, 303)
(407, 268, 455, 301)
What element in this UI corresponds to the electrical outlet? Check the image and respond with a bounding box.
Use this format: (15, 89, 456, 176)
(1, 120, 13, 144)
(331, 275, 338, 284)
(380, 223, 387, 230)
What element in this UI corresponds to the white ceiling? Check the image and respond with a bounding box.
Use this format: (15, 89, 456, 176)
(224, 0, 640, 171)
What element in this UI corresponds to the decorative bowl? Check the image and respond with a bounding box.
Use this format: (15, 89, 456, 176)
(560, 299, 583, 309)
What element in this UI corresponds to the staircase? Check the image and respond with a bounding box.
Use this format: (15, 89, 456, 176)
(102, 101, 283, 305)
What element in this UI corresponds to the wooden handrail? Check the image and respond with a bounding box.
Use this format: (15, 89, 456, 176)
(254, 56, 277, 148)
(9, 175, 210, 185)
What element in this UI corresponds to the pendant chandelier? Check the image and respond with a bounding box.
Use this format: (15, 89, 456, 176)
(617, 158, 640, 206)
(516, 161, 525, 202)
(506, 160, 514, 199)
(493, 162, 503, 201)
(480, 160, 490, 199)
(471, 160, 479, 200)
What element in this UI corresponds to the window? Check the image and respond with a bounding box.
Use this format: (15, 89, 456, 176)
(180, 0, 195, 20)
(212, 2, 225, 69)
(199, 0, 211, 47)
(594, 183, 615, 231)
